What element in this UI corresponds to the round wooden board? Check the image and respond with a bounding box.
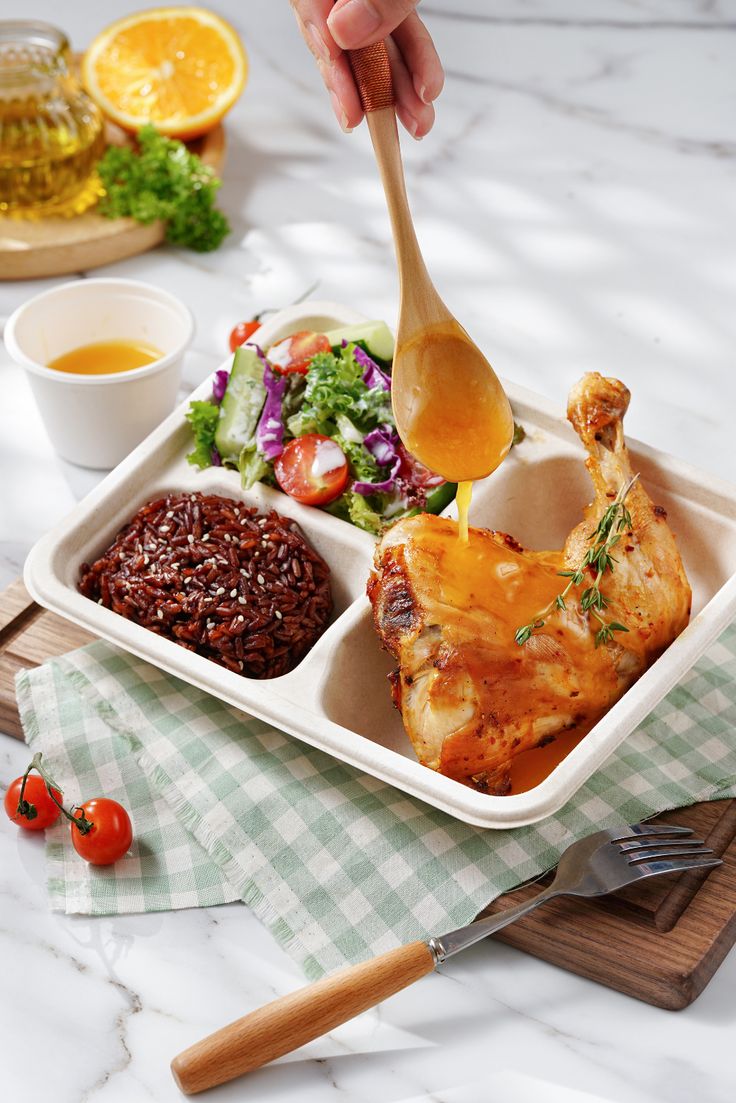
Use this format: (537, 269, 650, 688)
(0, 121, 226, 282)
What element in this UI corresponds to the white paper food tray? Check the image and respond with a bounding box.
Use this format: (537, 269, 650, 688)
(24, 302, 736, 828)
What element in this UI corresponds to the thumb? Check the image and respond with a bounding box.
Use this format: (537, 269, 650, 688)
(327, 0, 420, 50)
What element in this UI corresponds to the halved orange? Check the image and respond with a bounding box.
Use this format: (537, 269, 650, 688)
(82, 7, 247, 140)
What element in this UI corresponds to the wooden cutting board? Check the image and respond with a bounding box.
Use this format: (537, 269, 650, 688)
(2, 578, 735, 1009)
(0, 120, 225, 281)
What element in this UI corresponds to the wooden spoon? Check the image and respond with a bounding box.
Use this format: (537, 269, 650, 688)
(347, 43, 513, 484)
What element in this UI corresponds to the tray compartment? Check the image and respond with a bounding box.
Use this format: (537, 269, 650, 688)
(313, 598, 413, 758)
(51, 458, 375, 685)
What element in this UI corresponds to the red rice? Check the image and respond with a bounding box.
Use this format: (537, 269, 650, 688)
(78, 492, 332, 679)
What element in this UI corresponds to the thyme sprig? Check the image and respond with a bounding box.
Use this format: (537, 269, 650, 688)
(514, 474, 639, 649)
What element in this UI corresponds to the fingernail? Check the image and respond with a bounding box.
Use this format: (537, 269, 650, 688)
(418, 84, 429, 104)
(330, 90, 352, 133)
(404, 114, 420, 139)
(328, 0, 381, 48)
(306, 21, 330, 62)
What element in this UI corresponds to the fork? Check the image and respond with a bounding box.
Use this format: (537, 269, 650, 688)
(171, 822, 720, 1094)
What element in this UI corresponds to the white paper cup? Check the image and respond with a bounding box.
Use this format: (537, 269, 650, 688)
(4, 277, 194, 469)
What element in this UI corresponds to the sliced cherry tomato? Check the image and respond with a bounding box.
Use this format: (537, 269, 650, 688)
(229, 319, 262, 353)
(397, 443, 445, 491)
(267, 331, 331, 375)
(274, 434, 349, 506)
(71, 798, 133, 866)
(4, 774, 62, 831)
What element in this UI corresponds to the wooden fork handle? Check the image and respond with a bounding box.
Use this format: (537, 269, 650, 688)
(348, 42, 395, 112)
(170, 940, 435, 1095)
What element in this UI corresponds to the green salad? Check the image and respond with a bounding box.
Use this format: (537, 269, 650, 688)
(186, 320, 456, 534)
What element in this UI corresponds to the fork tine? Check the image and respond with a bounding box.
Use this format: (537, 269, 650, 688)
(627, 846, 714, 864)
(618, 837, 705, 853)
(629, 856, 722, 878)
(611, 822, 693, 843)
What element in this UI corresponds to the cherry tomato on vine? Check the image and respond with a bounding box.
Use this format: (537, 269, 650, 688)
(274, 434, 349, 506)
(267, 331, 331, 375)
(71, 798, 133, 866)
(4, 774, 62, 831)
(229, 319, 262, 352)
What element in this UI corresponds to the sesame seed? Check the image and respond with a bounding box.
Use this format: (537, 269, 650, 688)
(157, 609, 163, 619)
(160, 525, 170, 533)
(230, 589, 237, 597)
(187, 534, 195, 544)
(257, 573, 265, 585)
(237, 615, 244, 622)
(166, 510, 174, 518)
(143, 555, 149, 566)
(275, 610, 283, 620)
(238, 597, 246, 605)
(202, 533, 210, 542)
(215, 587, 225, 595)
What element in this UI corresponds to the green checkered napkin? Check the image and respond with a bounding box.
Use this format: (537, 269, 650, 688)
(16, 629, 736, 980)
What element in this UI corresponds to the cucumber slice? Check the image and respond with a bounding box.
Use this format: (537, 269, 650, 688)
(323, 320, 394, 362)
(214, 346, 266, 463)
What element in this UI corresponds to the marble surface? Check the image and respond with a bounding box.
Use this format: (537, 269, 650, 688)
(2, 1, 736, 1100)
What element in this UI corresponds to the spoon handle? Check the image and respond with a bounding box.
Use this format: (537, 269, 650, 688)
(348, 44, 440, 319)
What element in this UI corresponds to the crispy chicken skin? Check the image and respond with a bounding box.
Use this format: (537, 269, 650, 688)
(367, 373, 691, 793)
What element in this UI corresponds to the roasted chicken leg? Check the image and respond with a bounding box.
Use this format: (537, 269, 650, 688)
(367, 373, 691, 793)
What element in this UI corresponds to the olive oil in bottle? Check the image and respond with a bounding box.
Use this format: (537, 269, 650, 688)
(0, 21, 104, 215)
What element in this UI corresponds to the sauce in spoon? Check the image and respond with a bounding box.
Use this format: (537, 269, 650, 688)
(392, 319, 514, 541)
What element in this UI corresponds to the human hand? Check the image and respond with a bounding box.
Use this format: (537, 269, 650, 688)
(291, 0, 444, 138)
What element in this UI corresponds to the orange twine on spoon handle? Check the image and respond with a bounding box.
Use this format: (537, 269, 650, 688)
(348, 42, 395, 112)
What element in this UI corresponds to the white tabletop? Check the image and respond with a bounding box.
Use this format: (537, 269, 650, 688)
(1, 2, 735, 1101)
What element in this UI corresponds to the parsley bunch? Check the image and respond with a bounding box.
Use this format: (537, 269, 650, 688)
(97, 124, 230, 252)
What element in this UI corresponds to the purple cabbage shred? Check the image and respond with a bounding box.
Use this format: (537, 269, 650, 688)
(353, 425, 402, 495)
(353, 344, 391, 392)
(212, 369, 229, 404)
(251, 344, 287, 460)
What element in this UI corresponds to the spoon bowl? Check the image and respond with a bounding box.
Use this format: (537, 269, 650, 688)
(392, 317, 513, 483)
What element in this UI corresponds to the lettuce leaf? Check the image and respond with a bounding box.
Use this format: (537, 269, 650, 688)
(295, 345, 393, 437)
(333, 436, 381, 483)
(324, 489, 385, 534)
(239, 445, 271, 490)
(186, 401, 220, 469)
(347, 491, 386, 534)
